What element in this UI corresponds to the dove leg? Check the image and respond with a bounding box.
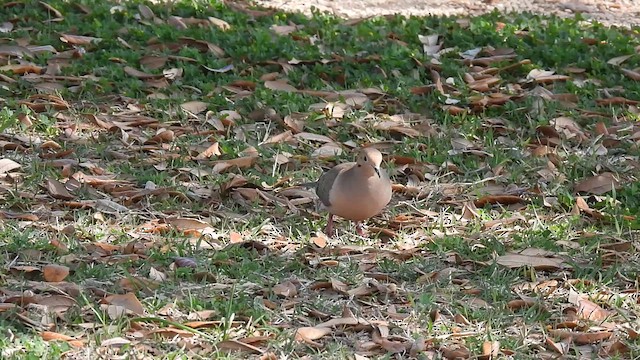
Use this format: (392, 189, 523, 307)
(355, 222, 366, 236)
(324, 213, 336, 237)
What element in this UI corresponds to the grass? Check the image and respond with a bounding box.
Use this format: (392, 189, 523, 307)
(1, 0, 640, 358)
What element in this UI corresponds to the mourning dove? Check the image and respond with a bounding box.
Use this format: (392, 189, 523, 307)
(315, 147, 392, 236)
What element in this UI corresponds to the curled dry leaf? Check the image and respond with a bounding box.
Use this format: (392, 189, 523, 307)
(43, 264, 70, 282)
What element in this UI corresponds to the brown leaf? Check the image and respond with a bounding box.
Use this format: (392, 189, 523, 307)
(440, 345, 470, 359)
(39, 1, 63, 18)
(379, 338, 409, 354)
(574, 172, 620, 195)
(603, 340, 629, 356)
(330, 278, 349, 294)
(607, 54, 633, 66)
(208, 16, 231, 30)
(0, 158, 21, 174)
(140, 55, 167, 70)
(0, 211, 38, 221)
(41, 331, 84, 348)
(60, 34, 101, 45)
(181, 101, 208, 114)
(0, 44, 33, 57)
(574, 196, 605, 219)
(294, 326, 332, 342)
(166, 217, 211, 231)
(496, 253, 564, 270)
(145, 129, 174, 144)
(621, 68, 640, 81)
(124, 66, 163, 79)
(507, 298, 536, 310)
(46, 178, 74, 200)
(262, 130, 294, 145)
(480, 341, 500, 360)
(474, 195, 522, 207)
(273, 280, 297, 298)
(264, 80, 298, 92)
(167, 16, 188, 30)
(195, 142, 222, 160)
(595, 97, 639, 106)
(548, 329, 612, 345)
(212, 156, 258, 174)
(174, 257, 197, 268)
(568, 290, 612, 321)
(311, 236, 327, 248)
(103, 292, 144, 315)
(100, 337, 131, 347)
(217, 339, 264, 354)
(283, 113, 305, 133)
(545, 336, 571, 355)
(43, 264, 70, 282)
(138, 4, 155, 20)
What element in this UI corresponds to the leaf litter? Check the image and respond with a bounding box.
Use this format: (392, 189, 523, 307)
(1, 1, 640, 359)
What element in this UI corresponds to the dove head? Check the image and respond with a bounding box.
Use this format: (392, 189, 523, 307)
(356, 147, 383, 178)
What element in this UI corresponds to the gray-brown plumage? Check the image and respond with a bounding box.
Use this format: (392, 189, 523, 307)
(315, 147, 392, 236)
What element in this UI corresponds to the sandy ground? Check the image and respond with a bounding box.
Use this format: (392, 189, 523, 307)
(254, 0, 640, 28)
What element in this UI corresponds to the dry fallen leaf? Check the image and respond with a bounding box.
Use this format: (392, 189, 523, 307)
(568, 290, 612, 321)
(294, 326, 332, 342)
(0, 158, 22, 174)
(43, 264, 70, 282)
(41, 331, 84, 348)
(273, 281, 298, 298)
(548, 329, 612, 345)
(574, 172, 620, 195)
(496, 253, 565, 271)
(181, 101, 208, 114)
(264, 80, 298, 92)
(103, 292, 145, 315)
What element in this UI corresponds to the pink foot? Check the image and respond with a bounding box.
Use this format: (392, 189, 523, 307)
(324, 214, 336, 237)
(355, 222, 366, 236)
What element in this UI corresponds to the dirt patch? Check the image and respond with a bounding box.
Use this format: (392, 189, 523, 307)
(255, 0, 640, 28)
